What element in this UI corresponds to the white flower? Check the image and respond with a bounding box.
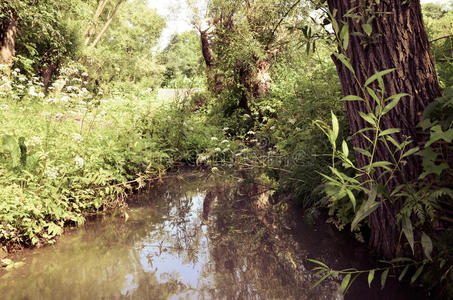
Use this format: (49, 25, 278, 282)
(18, 76, 26, 82)
(14, 68, 20, 73)
(28, 86, 38, 97)
(247, 130, 255, 135)
(44, 166, 59, 180)
(214, 147, 221, 152)
(210, 137, 218, 141)
(74, 156, 84, 168)
(11, 71, 17, 76)
(72, 133, 83, 143)
(82, 72, 88, 77)
(223, 127, 229, 131)
(38, 92, 45, 98)
(197, 154, 208, 163)
(221, 139, 229, 144)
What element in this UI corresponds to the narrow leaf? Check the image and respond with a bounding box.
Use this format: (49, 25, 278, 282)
(379, 128, 401, 137)
(351, 186, 380, 230)
(421, 232, 433, 261)
(342, 140, 349, 158)
(346, 189, 356, 211)
(331, 111, 339, 142)
(358, 111, 376, 126)
(362, 23, 372, 36)
(341, 274, 351, 294)
(410, 264, 424, 284)
(381, 269, 389, 289)
(399, 265, 409, 281)
(342, 95, 364, 102)
(365, 69, 396, 87)
(368, 269, 375, 287)
(402, 215, 415, 254)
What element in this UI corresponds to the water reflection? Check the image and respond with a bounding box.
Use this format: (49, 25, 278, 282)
(0, 172, 420, 300)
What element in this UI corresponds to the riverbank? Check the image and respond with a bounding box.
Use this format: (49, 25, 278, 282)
(0, 87, 229, 259)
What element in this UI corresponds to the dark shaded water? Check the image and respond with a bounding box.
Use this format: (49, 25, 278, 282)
(0, 171, 426, 300)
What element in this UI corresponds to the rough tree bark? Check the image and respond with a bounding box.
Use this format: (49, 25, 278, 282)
(327, 0, 442, 258)
(0, 9, 17, 67)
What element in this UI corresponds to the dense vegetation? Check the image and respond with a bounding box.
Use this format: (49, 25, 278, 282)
(0, 0, 452, 298)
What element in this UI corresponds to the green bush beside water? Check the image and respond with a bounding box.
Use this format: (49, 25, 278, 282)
(0, 69, 229, 251)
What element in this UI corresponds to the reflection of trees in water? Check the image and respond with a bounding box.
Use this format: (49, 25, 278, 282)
(1, 173, 341, 300)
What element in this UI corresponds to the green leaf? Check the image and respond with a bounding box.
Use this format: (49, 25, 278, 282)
(342, 95, 364, 102)
(346, 189, 356, 211)
(364, 69, 396, 87)
(351, 185, 380, 230)
(421, 232, 433, 261)
(401, 147, 419, 158)
(368, 269, 375, 287)
(341, 274, 351, 294)
(399, 265, 410, 281)
(358, 111, 376, 126)
(379, 128, 401, 137)
(331, 111, 339, 142)
(362, 23, 372, 36)
(402, 215, 415, 254)
(312, 272, 332, 289)
(340, 24, 350, 50)
(366, 87, 382, 106)
(308, 259, 329, 269)
(382, 94, 408, 115)
(342, 140, 349, 158)
(426, 125, 453, 147)
(381, 269, 389, 289)
(410, 264, 424, 284)
(333, 52, 354, 74)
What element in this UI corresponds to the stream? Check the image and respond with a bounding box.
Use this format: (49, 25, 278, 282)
(0, 171, 426, 300)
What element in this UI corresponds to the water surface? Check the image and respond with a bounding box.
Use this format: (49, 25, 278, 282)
(0, 171, 425, 300)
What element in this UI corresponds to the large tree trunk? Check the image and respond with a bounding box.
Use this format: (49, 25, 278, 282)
(0, 9, 17, 67)
(327, 0, 442, 258)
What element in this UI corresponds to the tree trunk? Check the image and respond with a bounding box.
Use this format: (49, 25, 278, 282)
(327, 0, 442, 258)
(0, 9, 17, 67)
(84, 0, 110, 46)
(199, 29, 224, 94)
(90, 0, 123, 48)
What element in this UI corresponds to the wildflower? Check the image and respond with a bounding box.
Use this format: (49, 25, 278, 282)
(11, 71, 17, 76)
(14, 68, 20, 73)
(18, 76, 26, 82)
(74, 156, 84, 168)
(223, 127, 229, 131)
(28, 86, 38, 97)
(44, 166, 59, 180)
(214, 147, 221, 152)
(210, 137, 218, 141)
(72, 133, 83, 143)
(27, 136, 43, 147)
(247, 130, 255, 135)
(82, 72, 88, 77)
(221, 139, 229, 144)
